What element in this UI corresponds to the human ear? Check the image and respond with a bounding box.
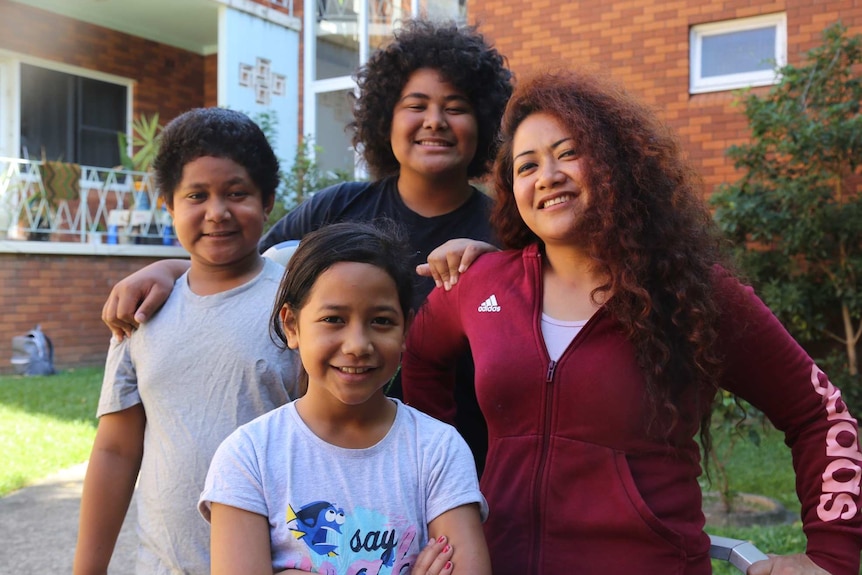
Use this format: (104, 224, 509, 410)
(263, 193, 275, 217)
(280, 304, 300, 350)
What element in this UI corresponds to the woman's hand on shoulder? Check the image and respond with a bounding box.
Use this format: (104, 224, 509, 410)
(416, 239, 499, 291)
(747, 553, 832, 575)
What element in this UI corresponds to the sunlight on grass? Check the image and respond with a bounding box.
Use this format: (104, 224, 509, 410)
(0, 367, 102, 497)
(704, 423, 834, 573)
(0, 405, 97, 496)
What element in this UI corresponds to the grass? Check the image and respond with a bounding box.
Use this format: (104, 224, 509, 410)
(0, 366, 102, 497)
(0, 369, 854, 573)
(702, 422, 807, 574)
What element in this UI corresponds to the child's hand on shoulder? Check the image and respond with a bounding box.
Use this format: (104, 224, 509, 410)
(413, 535, 455, 575)
(416, 239, 498, 291)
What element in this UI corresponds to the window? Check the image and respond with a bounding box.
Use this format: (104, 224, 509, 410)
(690, 13, 786, 94)
(20, 63, 127, 167)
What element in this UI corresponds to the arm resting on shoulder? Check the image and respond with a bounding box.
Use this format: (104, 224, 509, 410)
(73, 405, 145, 575)
(102, 259, 190, 339)
(416, 239, 498, 291)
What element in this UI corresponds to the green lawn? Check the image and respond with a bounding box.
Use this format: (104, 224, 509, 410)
(0, 367, 102, 497)
(0, 368, 853, 573)
(702, 422, 807, 574)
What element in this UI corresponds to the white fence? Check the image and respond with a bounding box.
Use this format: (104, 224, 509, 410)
(0, 157, 177, 246)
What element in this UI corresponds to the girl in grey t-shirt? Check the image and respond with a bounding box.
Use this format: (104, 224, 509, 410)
(200, 223, 490, 575)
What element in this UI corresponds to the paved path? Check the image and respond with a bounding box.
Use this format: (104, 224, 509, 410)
(0, 462, 137, 575)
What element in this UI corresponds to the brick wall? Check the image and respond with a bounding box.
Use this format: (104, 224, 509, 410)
(205, 53, 218, 108)
(469, 0, 862, 196)
(0, 253, 170, 375)
(0, 1, 206, 123)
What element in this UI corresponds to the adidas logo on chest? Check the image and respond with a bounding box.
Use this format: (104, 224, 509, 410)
(478, 294, 501, 312)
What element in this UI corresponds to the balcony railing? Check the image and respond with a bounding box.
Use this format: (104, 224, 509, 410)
(0, 157, 178, 246)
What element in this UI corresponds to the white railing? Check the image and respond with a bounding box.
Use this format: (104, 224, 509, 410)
(0, 157, 177, 246)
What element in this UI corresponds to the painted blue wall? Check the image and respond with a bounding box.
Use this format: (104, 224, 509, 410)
(221, 8, 299, 169)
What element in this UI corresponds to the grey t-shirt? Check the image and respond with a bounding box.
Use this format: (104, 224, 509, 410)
(98, 258, 299, 574)
(200, 399, 487, 574)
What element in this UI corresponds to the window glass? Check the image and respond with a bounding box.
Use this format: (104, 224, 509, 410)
(690, 13, 786, 94)
(701, 27, 776, 77)
(315, 89, 355, 176)
(19, 64, 127, 167)
(314, 0, 359, 81)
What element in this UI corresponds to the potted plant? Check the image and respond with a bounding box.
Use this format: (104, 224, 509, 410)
(118, 113, 162, 210)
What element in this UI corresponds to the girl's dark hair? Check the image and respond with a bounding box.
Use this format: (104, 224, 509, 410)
(269, 221, 415, 348)
(153, 107, 279, 208)
(493, 70, 727, 453)
(351, 18, 513, 179)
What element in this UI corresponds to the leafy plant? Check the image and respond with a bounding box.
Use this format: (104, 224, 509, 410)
(274, 134, 353, 221)
(250, 111, 353, 230)
(711, 22, 862, 412)
(705, 391, 765, 513)
(118, 113, 163, 172)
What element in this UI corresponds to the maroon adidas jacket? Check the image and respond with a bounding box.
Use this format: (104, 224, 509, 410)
(403, 244, 862, 575)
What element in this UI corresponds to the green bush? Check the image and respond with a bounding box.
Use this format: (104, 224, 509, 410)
(250, 111, 353, 232)
(711, 22, 862, 414)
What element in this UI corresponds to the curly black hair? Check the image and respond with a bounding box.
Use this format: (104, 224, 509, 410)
(351, 19, 513, 180)
(153, 108, 279, 208)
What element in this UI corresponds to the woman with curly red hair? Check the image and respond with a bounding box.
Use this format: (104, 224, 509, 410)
(403, 70, 862, 574)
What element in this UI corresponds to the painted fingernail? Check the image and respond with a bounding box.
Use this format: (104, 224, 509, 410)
(437, 535, 446, 544)
(445, 561, 452, 570)
(443, 545, 450, 553)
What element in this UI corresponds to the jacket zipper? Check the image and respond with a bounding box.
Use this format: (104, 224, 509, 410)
(529, 359, 556, 573)
(531, 248, 556, 573)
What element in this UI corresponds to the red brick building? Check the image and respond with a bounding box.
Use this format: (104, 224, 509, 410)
(472, 0, 862, 195)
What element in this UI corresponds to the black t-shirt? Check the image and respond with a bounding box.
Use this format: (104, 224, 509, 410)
(259, 176, 496, 309)
(259, 176, 494, 473)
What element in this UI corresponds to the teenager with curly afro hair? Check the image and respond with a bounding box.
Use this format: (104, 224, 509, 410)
(352, 18, 512, 180)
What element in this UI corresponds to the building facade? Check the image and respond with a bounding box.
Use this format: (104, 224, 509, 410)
(471, 0, 862, 195)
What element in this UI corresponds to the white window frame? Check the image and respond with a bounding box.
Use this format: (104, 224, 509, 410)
(690, 13, 786, 94)
(0, 51, 134, 164)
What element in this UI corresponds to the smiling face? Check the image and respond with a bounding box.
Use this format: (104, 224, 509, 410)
(511, 112, 592, 247)
(168, 156, 272, 271)
(281, 261, 408, 410)
(389, 68, 478, 186)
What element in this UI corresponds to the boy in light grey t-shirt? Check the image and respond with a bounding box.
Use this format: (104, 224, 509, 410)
(73, 108, 300, 575)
